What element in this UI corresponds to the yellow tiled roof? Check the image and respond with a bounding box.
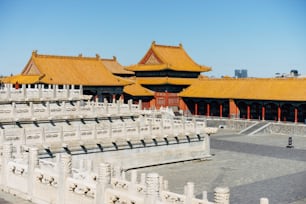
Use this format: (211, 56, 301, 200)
(102, 57, 134, 75)
(179, 78, 306, 101)
(123, 83, 154, 96)
(125, 42, 211, 72)
(136, 77, 198, 85)
(19, 51, 131, 86)
(2, 75, 41, 84)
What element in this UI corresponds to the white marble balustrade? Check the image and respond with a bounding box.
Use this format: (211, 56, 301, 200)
(0, 99, 141, 122)
(0, 84, 83, 102)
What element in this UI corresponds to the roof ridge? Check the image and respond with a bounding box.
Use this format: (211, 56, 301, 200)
(32, 51, 102, 61)
(152, 41, 182, 49)
(101, 56, 117, 62)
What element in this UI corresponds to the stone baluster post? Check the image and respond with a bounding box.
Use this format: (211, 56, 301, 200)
(87, 159, 93, 172)
(184, 182, 194, 203)
(1, 143, 12, 189)
(76, 100, 80, 112)
(53, 85, 57, 100)
(129, 170, 137, 193)
(57, 154, 72, 204)
(22, 84, 27, 100)
(60, 126, 64, 144)
(66, 85, 70, 99)
(140, 173, 146, 185)
(202, 191, 208, 201)
(149, 120, 153, 137)
(214, 187, 230, 204)
(11, 102, 16, 120)
(79, 85, 83, 99)
(76, 124, 81, 141)
(137, 121, 141, 140)
(38, 84, 42, 99)
(46, 101, 51, 119)
(21, 128, 26, 145)
(163, 179, 168, 191)
(28, 147, 39, 201)
(61, 101, 66, 116)
(117, 100, 120, 115)
(193, 117, 197, 134)
(104, 98, 109, 115)
(121, 170, 126, 180)
(128, 99, 132, 113)
(260, 198, 269, 204)
(79, 159, 85, 171)
(138, 100, 142, 111)
(7, 84, 11, 100)
(41, 127, 45, 144)
(113, 164, 122, 179)
(203, 134, 211, 156)
(30, 102, 34, 118)
(0, 129, 4, 146)
(145, 173, 160, 204)
(95, 163, 111, 204)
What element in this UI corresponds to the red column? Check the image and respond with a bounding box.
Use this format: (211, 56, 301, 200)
(219, 104, 223, 118)
(165, 92, 169, 107)
(206, 103, 210, 117)
(195, 103, 198, 115)
(294, 107, 298, 123)
(278, 105, 281, 121)
(247, 105, 250, 120)
(262, 106, 265, 120)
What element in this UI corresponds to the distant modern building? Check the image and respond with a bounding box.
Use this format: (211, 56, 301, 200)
(275, 69, 300, 78)
(234, 69, 248, 78)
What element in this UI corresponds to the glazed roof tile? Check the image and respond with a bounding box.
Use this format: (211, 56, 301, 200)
(16, 51, 131, 86)
(125, 42, 211, 72)
(179, 78, 306, 101)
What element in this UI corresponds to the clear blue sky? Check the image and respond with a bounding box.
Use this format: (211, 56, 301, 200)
(0, 0, 305, 78)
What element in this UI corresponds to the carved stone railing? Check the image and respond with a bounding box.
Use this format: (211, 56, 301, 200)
(0, 99, 141, 123)
(0, 84, 84, 102)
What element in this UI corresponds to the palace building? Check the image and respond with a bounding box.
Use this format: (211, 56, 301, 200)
(179, 78, 306, 123)
(3, 41, 306, 123)
(3, 51, 131, 102)
(125, 41, 211, 109)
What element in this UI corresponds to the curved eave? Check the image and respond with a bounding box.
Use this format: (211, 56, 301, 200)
(136, 77, 198, 86)
(2, 75, 41, 84)
(125, 64, 211, 72)
(179, 78, 306, 102)
(123, 83, 155, 96)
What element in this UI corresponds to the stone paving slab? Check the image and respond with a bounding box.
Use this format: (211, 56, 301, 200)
(136, 131, 306, 204)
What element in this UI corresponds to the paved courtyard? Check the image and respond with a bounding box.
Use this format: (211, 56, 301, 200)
(0, 129, 306, 203)
(137, 130, 306, 204)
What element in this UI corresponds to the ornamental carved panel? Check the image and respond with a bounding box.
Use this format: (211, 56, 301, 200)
(145, 53, 160, 65)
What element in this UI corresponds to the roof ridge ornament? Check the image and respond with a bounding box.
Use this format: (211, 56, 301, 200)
(96, 54, 100, 60)
(32, 50, 38, 57)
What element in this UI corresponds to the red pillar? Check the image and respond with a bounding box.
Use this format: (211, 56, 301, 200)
(195, 103, 198, 115)
(278, 105, 281, 121)
(294, 107, 298, 123)
(165, 92, 169, 107)
(247, 105, 250, 120)
(262, 106, 265, 120)
(219, 104, 223, 118)
(206, 103, 210, 117)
